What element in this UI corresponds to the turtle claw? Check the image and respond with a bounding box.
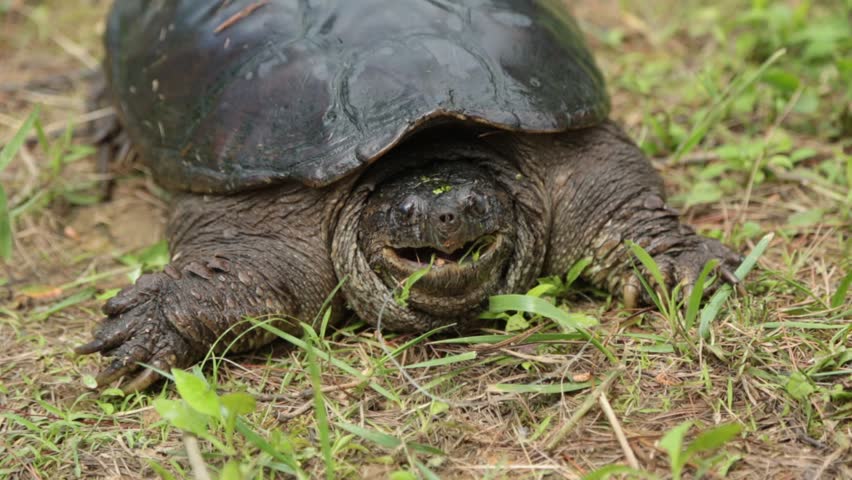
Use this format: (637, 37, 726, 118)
(75, 337, 119, 356)
(622, 236, 743, 309)
(77, 273, 199, 392)
(622, 276, 642, 309)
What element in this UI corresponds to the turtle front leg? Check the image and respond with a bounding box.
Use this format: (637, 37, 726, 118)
(536, 122, 743, 307)
(77, 186, 342, 391)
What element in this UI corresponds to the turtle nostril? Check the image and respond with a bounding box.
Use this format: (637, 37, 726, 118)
(438, 212, 455, 224)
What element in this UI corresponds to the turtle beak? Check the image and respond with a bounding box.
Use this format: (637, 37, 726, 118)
(385, 233, 501, 270)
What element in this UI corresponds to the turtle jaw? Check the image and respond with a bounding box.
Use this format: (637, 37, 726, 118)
(385, 233, 502, 273)
(379, 232, 510, 299)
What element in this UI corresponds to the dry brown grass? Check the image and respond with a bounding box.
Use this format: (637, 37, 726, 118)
(1, 1, 849, 479)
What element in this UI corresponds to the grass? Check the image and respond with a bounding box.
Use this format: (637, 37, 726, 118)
(1, 0, 850, 478)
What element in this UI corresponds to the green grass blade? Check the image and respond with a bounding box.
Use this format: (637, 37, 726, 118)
(488, 295, 598, 330)
(336, 422, 402, 449)
(761, 321, 846, 330)
(626, 241, 667, 290)
(304, 331, 334, 480)
(698, 233, 773, 339)
(564, 257, 592, 289)
(0, 108, 40, 261)
(830, 271, 851, 309)
(404, 351, 477, 369)
(0, 107, 39, 172)
(33, 287, 96, 321)
(395, 257, 433, 308)
(430, 332, 587, 345)
(685, 259, 719, 330)
(659, 421, 692, 480)
(488, 294, 617, 364)
(582, 465, 658, 480)
(489, 382, 591, 394)
(235, 419, 300, 476)
(255, 322, 365, 379)
(684, 423, 742, 459)
(414, 460, 442, 480)
(0, 186, 11, 261)
(673, 49, 786, 161)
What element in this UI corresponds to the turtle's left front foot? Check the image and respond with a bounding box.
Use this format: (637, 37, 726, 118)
(621, 227, 744, 309)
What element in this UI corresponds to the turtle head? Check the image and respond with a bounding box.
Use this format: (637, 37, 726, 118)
(355, 160, 516, 321)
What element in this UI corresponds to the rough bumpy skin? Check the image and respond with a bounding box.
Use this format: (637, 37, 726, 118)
(78, 123, 741, 391)
(77, 185, 347, 391)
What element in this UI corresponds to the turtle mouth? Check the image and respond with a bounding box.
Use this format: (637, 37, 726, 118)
(392, 235, 499, 268)
(381, 233, 507, 294)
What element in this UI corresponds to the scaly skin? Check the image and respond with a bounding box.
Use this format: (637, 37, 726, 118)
(78, 123, 742, 391)
(77, 184, 346, 391)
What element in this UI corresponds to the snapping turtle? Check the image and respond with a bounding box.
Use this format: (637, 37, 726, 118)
(78, 0, 742, 391)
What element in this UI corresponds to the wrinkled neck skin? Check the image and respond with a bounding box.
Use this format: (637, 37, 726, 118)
(331, 130, 549, 333)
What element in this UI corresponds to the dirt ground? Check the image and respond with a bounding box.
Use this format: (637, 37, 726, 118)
(1, 1, 850, 479)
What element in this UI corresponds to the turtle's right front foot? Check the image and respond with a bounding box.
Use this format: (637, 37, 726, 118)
(76, 273, 202, 392)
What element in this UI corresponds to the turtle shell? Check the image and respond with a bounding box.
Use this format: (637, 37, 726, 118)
(106, 0, 610, 192)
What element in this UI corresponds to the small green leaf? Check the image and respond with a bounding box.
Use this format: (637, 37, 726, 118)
(682, 181, 724, 207)
(219, 461, 243, 480)
(172, 369, 221, 419)
(786, 372, 815, 401)
(96, 401, 115, 415)
(504, 312, 530, 332)
(787, 208, 824, 228)
(660, 421, 692, 480)
(761, 68, 800, 93)
(81, 375, 98, 389)
(429, 401, 449, 416)
(153, 398, 209, 436)
(220, 392, 256, 418)
(684, 423, 741, 458)
(389, 471, 417, 480)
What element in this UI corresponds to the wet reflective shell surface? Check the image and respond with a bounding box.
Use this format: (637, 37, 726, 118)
(106, 0, 609, 192)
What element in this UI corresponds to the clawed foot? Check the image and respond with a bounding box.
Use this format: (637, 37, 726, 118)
(621, 235, 744, 309)
(75, 273, 200, 392)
